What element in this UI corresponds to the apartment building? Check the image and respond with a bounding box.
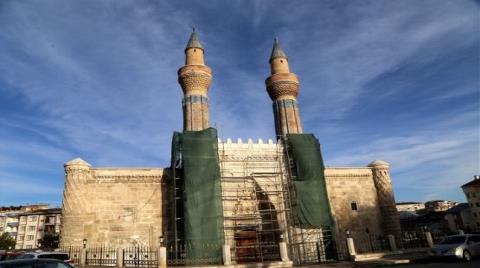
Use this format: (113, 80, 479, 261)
(0, 205, 49, 241)
(15, 208, 61, 249)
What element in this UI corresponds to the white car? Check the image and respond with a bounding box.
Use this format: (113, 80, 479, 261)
(429, 234, 480, 261)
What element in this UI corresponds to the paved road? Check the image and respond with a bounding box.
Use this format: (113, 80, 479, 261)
(381, 259, 480, 268)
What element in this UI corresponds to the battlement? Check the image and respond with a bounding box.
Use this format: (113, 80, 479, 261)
(218, 138, 280, 149)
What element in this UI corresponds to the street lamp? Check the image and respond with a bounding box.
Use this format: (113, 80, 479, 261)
(158, 236, 164, 247)
(82, 238, 87, 249)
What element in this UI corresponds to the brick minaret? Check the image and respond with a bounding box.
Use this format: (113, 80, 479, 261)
(265, 38, 303, 137)
(369, 160, 402, 237)
(178, 29, 212, 131)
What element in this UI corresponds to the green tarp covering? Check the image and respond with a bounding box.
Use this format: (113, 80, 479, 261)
(287, 133, 334, 228)
(171, 128, 224, 262)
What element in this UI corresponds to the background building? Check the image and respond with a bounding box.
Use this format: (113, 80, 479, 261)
(424, 200, 458, 212)
(462, 175, 480, 231)
(444, 203, 474, 233)
(0, 205, 49, 242)
(15, 208, 61, 249)
(396, 202, 425, 212)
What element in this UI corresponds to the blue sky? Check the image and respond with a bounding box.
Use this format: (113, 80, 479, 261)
(0, 0, 478, 206)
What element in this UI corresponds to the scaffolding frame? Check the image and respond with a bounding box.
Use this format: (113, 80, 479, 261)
(280, 136, 340, 264)
(219, 144, 290, 263)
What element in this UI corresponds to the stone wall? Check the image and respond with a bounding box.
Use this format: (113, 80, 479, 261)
(217, 139, 386, 242)
(324, 168, 383, 242)
(60, 158, 169, 248)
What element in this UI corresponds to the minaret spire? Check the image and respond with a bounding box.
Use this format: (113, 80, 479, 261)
(178, 28, 212, 131)
(185, 27, 203, 52)
(269, 37, 288, 63)
(265, 37, 303, 137)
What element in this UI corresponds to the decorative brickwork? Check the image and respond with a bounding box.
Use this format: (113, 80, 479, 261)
(369, 161, 402, 238)
(266, 80, 299, 100)
(178, 68, 212, 96)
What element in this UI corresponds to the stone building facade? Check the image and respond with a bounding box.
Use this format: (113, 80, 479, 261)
(60, 30, 401, 262)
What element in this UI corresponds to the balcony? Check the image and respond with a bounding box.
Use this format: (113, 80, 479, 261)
(7, 222, 19, 227)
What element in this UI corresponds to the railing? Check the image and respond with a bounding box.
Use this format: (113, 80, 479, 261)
(6, 222, 18, 227)
(231, 241, 280, 263)
(399, 231, 429, 249)
(167, 243, 222, 266)
(86, 246, 117, 266)
(123, 246, 158, 267)
(61, 246, 82, 265)
(352, 233, 390, 254)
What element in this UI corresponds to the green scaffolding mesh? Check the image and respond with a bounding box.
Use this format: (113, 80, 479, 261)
(287, 133, 334, 228)
(171, 128, 224, 262)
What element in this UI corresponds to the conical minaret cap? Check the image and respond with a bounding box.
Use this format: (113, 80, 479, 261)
(185, 28, 203, 52)
(269, 37, 288, 63)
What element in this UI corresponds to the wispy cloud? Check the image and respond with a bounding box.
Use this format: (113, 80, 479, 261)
(0, 0, 478, 204)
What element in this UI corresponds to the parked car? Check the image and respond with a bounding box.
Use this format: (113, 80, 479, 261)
(429, 234, 480, 261)
(0, 251, 24, 261)
(15, 252, 74, 266)
(0, 259, 74, 268)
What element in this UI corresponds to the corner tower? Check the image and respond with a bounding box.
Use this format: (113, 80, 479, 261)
(265, 38, 303, 137)
(178, 29, 212, 131)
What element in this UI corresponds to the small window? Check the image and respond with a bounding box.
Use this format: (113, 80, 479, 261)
(473, 193, 477, 198)
(351, 201, 358, 211)
(280, 60, 283, 63)
(28, 226, 35, 231)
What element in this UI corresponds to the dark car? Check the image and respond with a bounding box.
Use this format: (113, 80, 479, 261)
(15, 252, 73, 267)
(0, 251, 24, 261)
(0, 259, 74, 268)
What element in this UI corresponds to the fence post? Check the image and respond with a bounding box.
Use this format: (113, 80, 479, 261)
(158, 247, 167, 268)
(222, 244, 232, 265)
(387, 235, 397, 251)
(116, 248, 123, 268)
(346, 237, 356, 260)
(425, 231, 433, 248)
(80, 248, 87, 266)
(279, 242, 290, 262)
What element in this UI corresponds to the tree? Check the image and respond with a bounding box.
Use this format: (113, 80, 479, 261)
(38, 233, 59, 249)
(0, 232, 16, 250)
